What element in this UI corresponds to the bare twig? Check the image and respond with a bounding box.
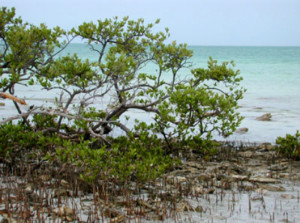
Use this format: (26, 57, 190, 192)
(0, 109, 117, 125)
(88, 127, 111, 145)
(0, 92, 27, 105)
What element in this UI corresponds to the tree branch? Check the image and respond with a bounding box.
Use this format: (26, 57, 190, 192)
(0, 109, 117, 125)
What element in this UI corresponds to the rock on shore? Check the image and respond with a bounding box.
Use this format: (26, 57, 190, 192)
(256, 113, 272, 121)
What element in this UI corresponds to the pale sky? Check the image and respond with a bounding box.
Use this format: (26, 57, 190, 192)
(2, 0, 300, 46)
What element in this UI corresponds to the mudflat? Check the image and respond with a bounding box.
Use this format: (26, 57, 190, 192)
(0, 142, 299, 222)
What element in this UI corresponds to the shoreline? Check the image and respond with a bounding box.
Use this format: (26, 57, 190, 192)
(1, 142, 299, 222)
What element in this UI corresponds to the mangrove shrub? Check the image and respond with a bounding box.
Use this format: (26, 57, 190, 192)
(0, 7, 245, 182)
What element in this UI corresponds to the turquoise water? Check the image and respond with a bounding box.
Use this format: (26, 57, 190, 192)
(188, 46, 300, 143)
(3, 45, 300, 143)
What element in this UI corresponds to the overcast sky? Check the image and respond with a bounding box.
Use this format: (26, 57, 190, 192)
(2, 0, 300, 46)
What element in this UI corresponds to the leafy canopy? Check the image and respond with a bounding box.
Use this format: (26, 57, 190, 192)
(0, 7, 245, 182)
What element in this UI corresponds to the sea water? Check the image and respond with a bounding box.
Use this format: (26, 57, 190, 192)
(2, 45, 300, 143)
(188, 46, 300, 143)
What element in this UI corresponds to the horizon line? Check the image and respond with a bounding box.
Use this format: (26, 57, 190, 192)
(69, 42, 300, 47)
(188, 44, 300, 47)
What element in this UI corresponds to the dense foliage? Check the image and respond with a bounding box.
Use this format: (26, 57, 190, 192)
(276, 131, 300, 160)
(0, 7, 245, 183)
